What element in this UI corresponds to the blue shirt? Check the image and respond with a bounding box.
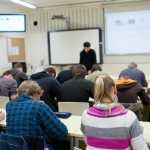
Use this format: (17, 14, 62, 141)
(119, 68, 148, 87)
(6, 94, 68, 150)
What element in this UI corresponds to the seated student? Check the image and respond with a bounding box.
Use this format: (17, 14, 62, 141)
(10, 63, 28, 87)
(116, 76, 150, 105)
(30, 67, 60, 112)
(0, 112, 5, 122)
(59, 65, 94, 102)
(6, 80, 68, 150)
(119, 62, 148, 87)
(87, 64, 107, 83)
(0, 71, 17, 100)
(56, 66, 74, 84)
(81, 76, 149, 150)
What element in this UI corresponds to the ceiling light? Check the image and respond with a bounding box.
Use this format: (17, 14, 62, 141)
(10, 0, 36, 9)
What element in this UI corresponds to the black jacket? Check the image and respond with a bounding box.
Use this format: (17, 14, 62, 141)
(56, 70, 73, 85)
(10, 69, 28, 87)
(30, 72, 60, 112)
(80, 49, 97, 71)
(59, 77, 94, 102)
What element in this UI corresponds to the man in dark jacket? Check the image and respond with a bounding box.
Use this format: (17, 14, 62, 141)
(30, 67, 60, 112)
(59, 65, 94, 102)
(80, 42, 97, 74)
(10, 63, 28, 87)
(116, 76, 150, 105)
(56, 66, 74, 84)
(119, 62, 148, 87)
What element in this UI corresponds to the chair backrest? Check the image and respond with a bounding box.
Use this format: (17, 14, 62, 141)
(0, 96, 9, 109)
(58, 102, 89, 116)
(74, 147, 82, 150)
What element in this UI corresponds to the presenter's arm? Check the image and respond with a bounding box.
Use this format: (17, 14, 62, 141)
(93, 50, 97, 64)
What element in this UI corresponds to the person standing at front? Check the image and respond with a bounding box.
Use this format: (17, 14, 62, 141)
(80, 42, 97, 74)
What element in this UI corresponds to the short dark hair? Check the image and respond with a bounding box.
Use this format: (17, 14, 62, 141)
(91, 64, 102, 72)
(72, 65, 86, 78)
(69, 66, 75, 71)
(3, 70, 12, 76)
(83, 42, 91, 47)
(14, 63, 23, 69)
(44, 67, 56, 77)
(128, 62, 137, 68)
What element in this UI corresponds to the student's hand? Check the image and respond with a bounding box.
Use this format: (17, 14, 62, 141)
(0, 112, 5, 122)
(140, 123, 144, 132)
(88, 70, 92, 75)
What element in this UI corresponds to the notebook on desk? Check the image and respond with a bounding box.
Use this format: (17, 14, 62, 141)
(54, 112, 72, 119)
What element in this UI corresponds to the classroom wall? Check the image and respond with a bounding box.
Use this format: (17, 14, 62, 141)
(19, 1, 150, 76)
(0, 4, 26, 70)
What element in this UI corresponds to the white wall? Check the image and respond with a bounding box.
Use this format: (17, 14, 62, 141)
(0, 3, 26, 70)
(1, 1, 149, 76)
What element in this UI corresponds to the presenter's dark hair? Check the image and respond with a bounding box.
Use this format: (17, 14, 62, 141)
(72, 65, 86, 78)
(83, 42, 91, 47)
(14, 63, 23, 69)
(44, 67, 56, 77)
(91, 64, 102, 72)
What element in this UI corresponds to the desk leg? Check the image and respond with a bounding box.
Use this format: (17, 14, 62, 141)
(75, 137, 83, 148)
(70, 136, 73, 150)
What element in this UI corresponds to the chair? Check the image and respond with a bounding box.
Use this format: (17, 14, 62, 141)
(58, 102, 89, 116)
(0, 96, 9, 109)
(74, 147, 82, 150)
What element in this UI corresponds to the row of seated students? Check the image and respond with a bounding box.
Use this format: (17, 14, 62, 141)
(0, 71, 149, 149)
(0, 62, 150, 111)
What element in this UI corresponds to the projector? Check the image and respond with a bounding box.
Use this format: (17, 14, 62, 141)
(51, 15, 67, 20)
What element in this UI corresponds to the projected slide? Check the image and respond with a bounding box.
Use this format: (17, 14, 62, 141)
(0, 15, 25, 32)
(105, 10, 150, 54)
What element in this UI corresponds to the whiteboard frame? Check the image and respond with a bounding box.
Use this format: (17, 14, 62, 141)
(47, 28, 103, 65)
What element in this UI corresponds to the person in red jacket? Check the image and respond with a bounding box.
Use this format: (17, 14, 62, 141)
(116, 76, 150, 105)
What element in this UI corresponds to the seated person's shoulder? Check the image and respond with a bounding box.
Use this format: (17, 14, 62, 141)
(125, 109, 138, 124)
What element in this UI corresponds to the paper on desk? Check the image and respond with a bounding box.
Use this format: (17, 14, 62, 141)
(8, 46, 19, 56)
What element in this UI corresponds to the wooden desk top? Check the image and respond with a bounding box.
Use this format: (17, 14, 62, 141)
(0, 109, 82, 137)
(60, 116, 82, 136)
(140, 121, 150, 146)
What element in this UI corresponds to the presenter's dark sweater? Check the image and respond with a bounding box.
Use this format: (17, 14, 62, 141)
(30, 72, 60, 112)
(59, 77, 94, 102)
(80, 49, 97, 71)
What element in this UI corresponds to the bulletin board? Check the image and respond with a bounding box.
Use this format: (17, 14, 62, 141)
(6, 37, 26, 62)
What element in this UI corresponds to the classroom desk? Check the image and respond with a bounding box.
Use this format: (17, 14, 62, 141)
(0, 110, 81, 150)
(74, 121, 150, 148)
(60, 116, 82, 150)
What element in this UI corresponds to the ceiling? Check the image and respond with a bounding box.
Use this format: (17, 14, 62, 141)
(0, 0, 148, 11)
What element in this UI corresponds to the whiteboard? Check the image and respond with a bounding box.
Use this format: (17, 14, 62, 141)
(48, 28, 102, 65)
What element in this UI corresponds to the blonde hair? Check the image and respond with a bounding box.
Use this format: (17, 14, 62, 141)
(94, 76, 124, 112)
(18, 80, 43, 97)
(94, 76, 116, 104)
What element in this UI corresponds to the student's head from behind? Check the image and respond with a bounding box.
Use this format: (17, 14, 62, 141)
(72, 65, 86, 78)
(94, 76, 117, 104)
(44, 67, 56, 78)
(83, 42, 91, 53)
(18, 80, 43, 101)
(3, 70, 13, 79)
(14, 63, 23, 71)
(69, 66, 75, 71)
(128, 62, 137, 69)
(119, 75, 130, 80)
(91, 64, 102, 73)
